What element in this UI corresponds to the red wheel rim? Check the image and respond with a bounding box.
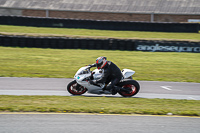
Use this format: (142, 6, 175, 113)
(68, 83, 87, 95)
(121, 84, 137, 96)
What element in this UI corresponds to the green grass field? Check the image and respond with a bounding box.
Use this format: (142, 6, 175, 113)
(0, 25, 200, 41)
(0, 95, 199, 116)
(0, 47, 200, 82)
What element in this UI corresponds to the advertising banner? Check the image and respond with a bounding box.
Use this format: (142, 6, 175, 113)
(135, 41, 200, 53)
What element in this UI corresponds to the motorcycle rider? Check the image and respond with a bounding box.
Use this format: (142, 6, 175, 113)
(89, 56, 123, 95)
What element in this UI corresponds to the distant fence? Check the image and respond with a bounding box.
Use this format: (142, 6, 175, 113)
(0, 35, 199, 53)
(0, 16, 199, 33)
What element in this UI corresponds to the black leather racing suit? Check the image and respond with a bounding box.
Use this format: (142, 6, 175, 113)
(92, 61, 123, 91)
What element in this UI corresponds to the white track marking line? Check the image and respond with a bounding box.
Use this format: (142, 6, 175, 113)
(161, 86, 172, 91)
(188, 97, 196, 100)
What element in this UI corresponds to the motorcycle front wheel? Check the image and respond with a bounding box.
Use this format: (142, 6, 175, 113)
(67, 80, 87, 95)
(118, 80, 140, 97)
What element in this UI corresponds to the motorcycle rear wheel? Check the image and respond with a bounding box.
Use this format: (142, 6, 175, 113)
(118, 80, 140, 97)
(67, 80, 87, 95)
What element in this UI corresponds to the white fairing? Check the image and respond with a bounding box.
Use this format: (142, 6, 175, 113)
(122, 69, 135, 79)
(74, 66, 135, 94)
(74, 67, 106, 94)
(74, 66, 91, 82)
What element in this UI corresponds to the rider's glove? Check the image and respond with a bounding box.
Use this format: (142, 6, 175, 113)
(89, 80, 96, 85)
(88, 64, 96, 67)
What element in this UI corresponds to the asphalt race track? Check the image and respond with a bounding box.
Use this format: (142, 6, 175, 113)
(0, 77, 200, 100)
(0, 113, 200, 133)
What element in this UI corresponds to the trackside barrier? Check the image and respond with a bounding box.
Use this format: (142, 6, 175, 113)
(0, 16, 199, 33)
(0, 35, 199, 53)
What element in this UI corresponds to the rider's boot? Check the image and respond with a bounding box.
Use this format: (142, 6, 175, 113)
(111, 86, 121, 95)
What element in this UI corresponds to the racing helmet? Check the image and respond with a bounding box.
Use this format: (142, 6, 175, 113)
(96, 56, 107, 69)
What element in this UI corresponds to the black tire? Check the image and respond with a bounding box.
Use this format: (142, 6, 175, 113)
(118, 79, 140, 97)
(67, 80, 87, 95)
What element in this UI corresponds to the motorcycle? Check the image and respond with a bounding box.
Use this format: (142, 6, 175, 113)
(67, 65, 140, 97)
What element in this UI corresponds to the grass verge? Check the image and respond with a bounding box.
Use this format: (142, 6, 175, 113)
(0, 25, 200, 41)
(0, 47, 200, 82)
(0, 95, 199, 116)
